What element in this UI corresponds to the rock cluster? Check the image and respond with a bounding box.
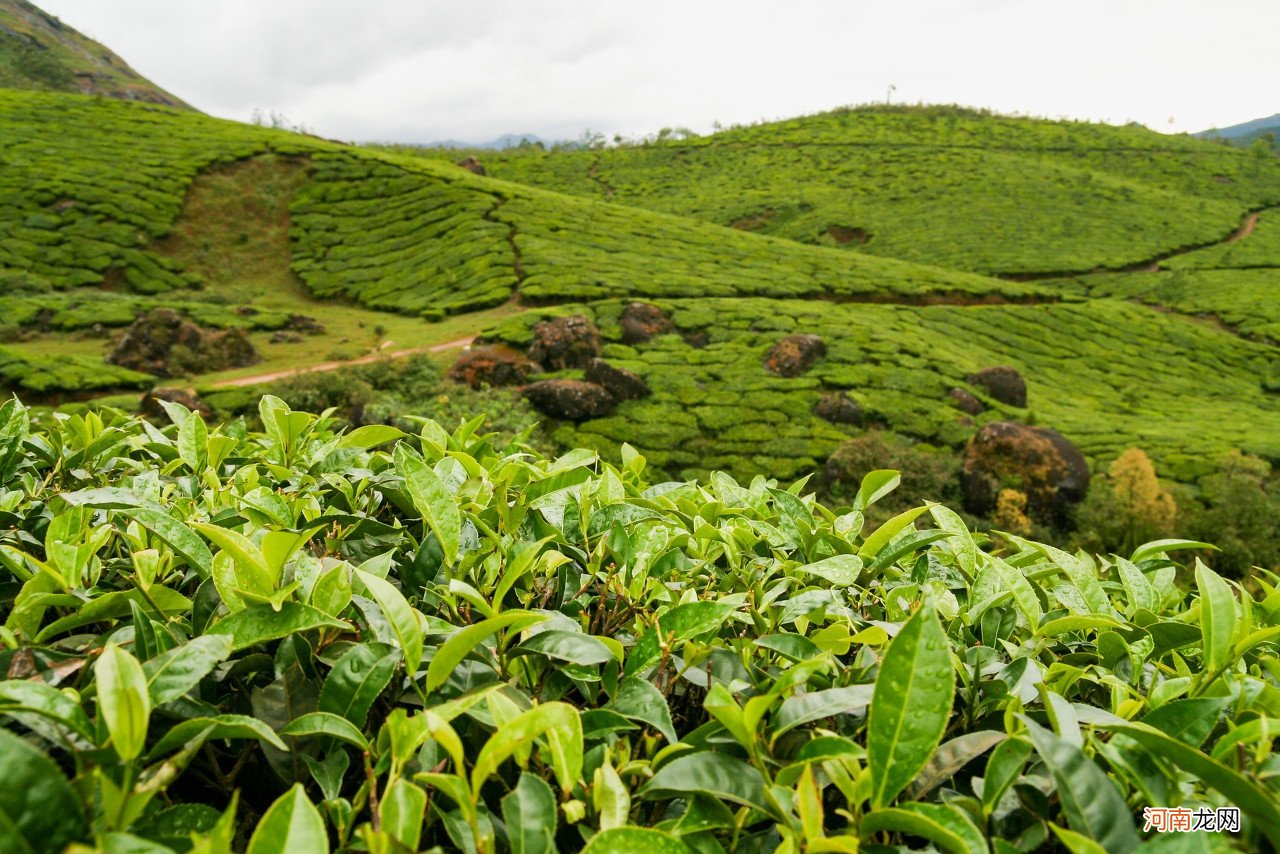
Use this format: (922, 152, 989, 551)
(967, 365, 1027, 408)
(812, 392, 862, 425)
(448, 314, 654, 422)
(448, 344, 539, 389)
(619, 302, 675, 344)
(764, 334, 825, 377)
(108, 309, 258, 378)
(961, 421, 1089, 524)
(528, 315, 601, 370)
(456, 156, 486, 176)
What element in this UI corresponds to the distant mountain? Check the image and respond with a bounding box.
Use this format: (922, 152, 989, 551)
(0, 0, 189, 108)
(1198, 113, 1280, 144)
(420, 133, 558, 150)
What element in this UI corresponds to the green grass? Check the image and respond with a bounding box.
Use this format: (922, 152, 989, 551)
(390, 105, 1280, 276)
(484, 297, 1280, 484)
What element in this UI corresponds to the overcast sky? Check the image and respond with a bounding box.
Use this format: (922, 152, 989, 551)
(36, 0, 1280, 144)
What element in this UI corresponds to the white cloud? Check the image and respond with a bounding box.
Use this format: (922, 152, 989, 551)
(36, 0, 1280, 142)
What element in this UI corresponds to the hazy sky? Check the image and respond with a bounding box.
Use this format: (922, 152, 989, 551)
(36, 0, 1280, 143)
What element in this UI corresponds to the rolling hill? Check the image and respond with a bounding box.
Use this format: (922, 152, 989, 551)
(393, 106, 1280, 277)
(0, 0, 187, 107)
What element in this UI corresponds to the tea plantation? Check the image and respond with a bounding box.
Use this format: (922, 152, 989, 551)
(0, 398, 1278, 852)
(415, 106, 1280, 276)
(482, 297, 1280, 484)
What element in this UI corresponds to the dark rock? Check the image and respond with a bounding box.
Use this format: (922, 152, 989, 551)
(585, 358, 650, 400)
(764, 334, 825, 377)
(812, 392, 862, 425)
(286, 314, 326, 335)
(108, 309, 259, 378)
(948, 387, 986, 415)
(527, 315, 601, 370)
(448, 344, 539, 389)
(140, 388, 213, 421)
(234, 305, 259, 317)
(456, 156, 487, 176)
(960, 421, 1090, 525)
(682, 331, 710, 349)
(524, 380, 615, 421)
(270, 331, 304, 344)
(967, 365, 1027, 408)
(619, 302, 675, 344)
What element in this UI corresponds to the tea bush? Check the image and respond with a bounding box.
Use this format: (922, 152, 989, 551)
(1, 396, 1278, 852)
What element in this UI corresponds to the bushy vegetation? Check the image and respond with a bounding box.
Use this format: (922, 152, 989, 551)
(395, 106, 1280, 276)
(1, 396, 1279, 852)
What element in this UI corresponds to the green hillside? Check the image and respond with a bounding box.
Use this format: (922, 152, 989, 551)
(0, 89, 1042, 394)
(0, 0, 187, 106)
(401, 106, 1280, 276)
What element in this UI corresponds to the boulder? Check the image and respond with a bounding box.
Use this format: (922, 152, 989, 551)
(527, 315, 601, 370)
(967, 365, 1027, 408)
(270, 331, 303, 344)
(448, 344, 539, 389)
(961, 421, 1090, 524)
(812, 392, 862, 425)
(108, 309, 259, 378)
(140, 388, 213, 421)
(524, 380, 615, 421)
(585, 358, 650, 400)
(285, 314, 326, 335)
(456, 156, 487, 176)
(682, 331, 710, 349)
(948, 387, 986, 415)
(764, 334, 825, 377)
(619, 302, 675, 344)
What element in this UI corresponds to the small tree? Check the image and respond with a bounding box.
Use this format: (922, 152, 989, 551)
(1108, 448, 1176, 554)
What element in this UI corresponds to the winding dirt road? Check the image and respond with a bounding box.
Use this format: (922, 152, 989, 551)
(209, 336, 475, 389)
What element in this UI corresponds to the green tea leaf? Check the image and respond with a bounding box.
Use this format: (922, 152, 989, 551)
(0, 728, 87, 854)
(143, 634, 234, 705)
(624, 600, 737, 677)
(582, 828, 696, 854)
(354, 570, 424, 676)
(609, 677, 678, 744)
(280, 711, 370, 751)
(208, 602, 346, 650)
(97, 643, 152, 761)
(502, 772, 558, 854)
(1021, 718, 1139, 854)
(246, 783, 328, 854)
(868, 600, 954, 808)
(425, 610, 548, 693)
(861, 803, 986, 854)
(394, 443, 462, 566)
(1195, 562, 1235, 674)
(317, 642, 398, 727)
(642, 753, 767, 813)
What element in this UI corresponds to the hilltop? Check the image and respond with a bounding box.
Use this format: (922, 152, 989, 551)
(0, 0, 187, 107)
(1200, 112, 1280, 145)
(398, 105, 1280, 277)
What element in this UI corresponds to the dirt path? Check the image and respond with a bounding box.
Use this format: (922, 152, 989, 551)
(209, 336, 475, 389)
(1227, 211, 1261, 243)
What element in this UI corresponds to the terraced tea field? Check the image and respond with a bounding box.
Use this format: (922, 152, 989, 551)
(483, 298, 1280, 484)
(403, 107, 1280, 276)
